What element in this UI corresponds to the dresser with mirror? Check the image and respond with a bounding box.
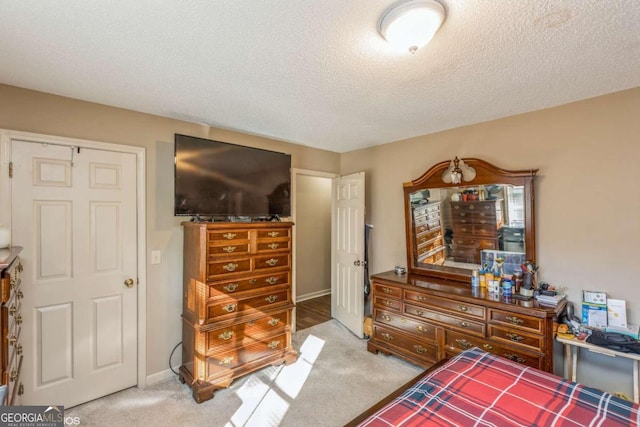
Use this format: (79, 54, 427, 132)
(367, 158, 565, 373)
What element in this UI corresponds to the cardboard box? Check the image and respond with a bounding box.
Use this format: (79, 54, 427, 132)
(582, 302, 607, 329)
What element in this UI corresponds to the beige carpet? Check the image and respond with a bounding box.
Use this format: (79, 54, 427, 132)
(67, 320, 423, 426)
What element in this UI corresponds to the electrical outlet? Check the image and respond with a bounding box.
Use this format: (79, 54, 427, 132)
(151, 250, 161, 265)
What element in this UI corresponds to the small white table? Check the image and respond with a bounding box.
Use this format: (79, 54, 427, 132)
(557, 336, 640, 403)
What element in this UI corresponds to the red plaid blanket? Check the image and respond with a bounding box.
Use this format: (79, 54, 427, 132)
(357, 348, 640, 426)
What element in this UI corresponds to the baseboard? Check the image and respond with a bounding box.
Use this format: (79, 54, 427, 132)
(296, 289, 331, 302)
(146, 367, 181, 386)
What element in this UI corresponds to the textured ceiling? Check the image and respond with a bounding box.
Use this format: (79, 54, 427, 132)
(1, 1, 639, 153)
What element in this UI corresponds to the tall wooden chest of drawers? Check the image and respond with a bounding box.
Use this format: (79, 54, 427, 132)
(0, 248, 23, 405)
(449, 199, 503, 263)
(412, 202, 445, 265)
(180, 222, 297, 403)
(367, 271, 564, 374)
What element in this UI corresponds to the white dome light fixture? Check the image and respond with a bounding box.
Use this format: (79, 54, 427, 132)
(379, 0, 446, 54)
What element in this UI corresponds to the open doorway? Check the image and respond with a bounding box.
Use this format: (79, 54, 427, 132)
(291, 169, 336, 331)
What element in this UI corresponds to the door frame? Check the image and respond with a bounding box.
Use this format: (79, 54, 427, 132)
(0, 129, 147, 388)
(290, 168, 337, 332)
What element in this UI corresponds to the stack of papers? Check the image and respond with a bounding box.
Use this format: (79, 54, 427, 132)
(535, 293, 566, 306)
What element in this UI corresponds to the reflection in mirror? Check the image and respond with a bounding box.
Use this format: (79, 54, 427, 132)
(410, 184, 526, 276)
(404, 158, 537, 282)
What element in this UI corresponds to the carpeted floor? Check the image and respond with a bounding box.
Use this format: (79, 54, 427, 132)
(66, 320, 423, 426)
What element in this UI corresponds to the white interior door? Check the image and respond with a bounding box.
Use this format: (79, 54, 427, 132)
(331, 172, 365, 337)
(11, 140, 138, 407)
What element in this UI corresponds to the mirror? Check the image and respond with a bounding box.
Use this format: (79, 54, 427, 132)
(404, 158, 537, 282)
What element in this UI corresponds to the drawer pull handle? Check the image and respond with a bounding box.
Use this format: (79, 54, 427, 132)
(17, 263, 23, 273)
(268, 243, 280, 249)
(249, 279, 257, 284)
(218, 331, 234, 340)
(10, 370, 17, 382)
(9, 305, 16, 316)
(504, 353, 526, 364)
(265, 258, 279, 266)
(382, 315, 392, 322)
(10, 279, 16, 290)
(506, 333, 525, 342)
(458, 305, 468, 312)
(16, 290, 23, 299)
(413, 345, 427, 354)
(223, 263, 238, 272)
(223, 283, 238, 293)
(267, 340, 281, 349)
(459, 321, 471, 328)
(483, 343, 494, 351)
(219, 356, 234, 365)
(416, 325, 429, 333)
(222, 246, 237, 253)
(400, 318, 407, 323)
(8, 335, 17, 346)
(454, 206, 460, 210)
(416, 310, 425, 316)
(223, 233, 236, 240)
(459, 212, 466, 217)
(479, 220, 487, 224)
(505, 316, 524, 325)
(247, 320, 256, 325)
(268, 231, 280, 237)
(381, 333, 393, 341)
(15, 315, 22, 325)
(16, 345, 22, 355)
(383, 300, 393, 307)
(268, 318, 281, 326)
(456, 338, 473, 349)
(416, 295, 428, 302)
(266, 277, 278, 285)
(469, 205, 475, 210)
(265, 295, 278, 303)
(222, 304, 237, 313)
(382, 287, 392, 294)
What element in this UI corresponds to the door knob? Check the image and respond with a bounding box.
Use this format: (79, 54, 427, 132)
(354, 260, 361, 266)
(124, 278, 135, 288)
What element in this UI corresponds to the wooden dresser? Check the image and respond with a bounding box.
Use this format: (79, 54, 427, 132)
(0, 248, 23, 405)
(367, 271, 564, 373)
(412, 202, 445, 265)
(449, 199, 503, 263)
(180, 222, 297, 403)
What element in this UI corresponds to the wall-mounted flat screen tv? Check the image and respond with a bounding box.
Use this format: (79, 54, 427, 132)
(174, 134, 291, 218)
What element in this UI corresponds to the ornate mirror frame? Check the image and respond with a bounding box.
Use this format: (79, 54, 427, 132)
(404, 158, 538, 282)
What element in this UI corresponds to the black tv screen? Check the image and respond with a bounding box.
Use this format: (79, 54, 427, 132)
(174, 134, 291, 217)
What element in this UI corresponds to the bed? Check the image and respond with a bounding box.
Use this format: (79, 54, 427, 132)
(347, 347, 640, 426)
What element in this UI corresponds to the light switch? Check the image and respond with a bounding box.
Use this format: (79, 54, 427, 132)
(151, 250, 161, 265)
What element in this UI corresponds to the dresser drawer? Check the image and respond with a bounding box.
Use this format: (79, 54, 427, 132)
(205, 311, 289, 353)
(256, 229, 290, 239)
(405, 303, 485, 337)
(472, 223, 499, 237)
(373, 295, 402, 312)
(256, 240, 291, 252)
(488, 309, 544, 334)
(209, 272, 290, 298)
(254, 254, 290, 271)
(488, 325, 544, 352)
(208, 243, 250, 256)
(405, 291, 485, 320)
(207, 257, 252, 278)
(373, 325, 438, 363)
(374, 308, 437, 341)
(206, 288, 290, 321)
(451, 236, 497, 250)
(418, 246, 445, 264)
(208, 230, 250, 242)
(445, 330, 543, 370)
(373, 283, 402, 299)
(206, 333, 288, 379)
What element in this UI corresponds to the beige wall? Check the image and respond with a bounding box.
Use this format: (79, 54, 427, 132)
(295, 175, 332, 299)
(341, 87, 640, 394)
(0, 84, 341, 378)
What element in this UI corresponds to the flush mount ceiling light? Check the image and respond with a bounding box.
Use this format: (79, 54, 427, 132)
(379, 0, 446, 53)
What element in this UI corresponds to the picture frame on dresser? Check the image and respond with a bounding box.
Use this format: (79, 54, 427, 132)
(367, 158, 566, 374)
